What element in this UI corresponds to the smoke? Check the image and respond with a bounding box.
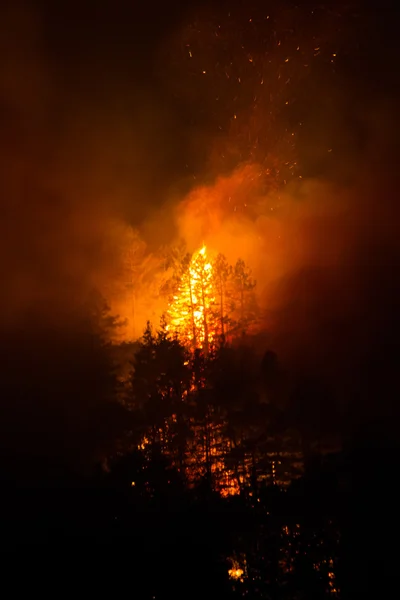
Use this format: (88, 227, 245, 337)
(0, 0, 398, 465)
(158, 3, 400, 431)
(0, 1, 187, 331)
(170, 94, 400, 427)
(0, 1, 191, 465)
(122, 1, 400, 435)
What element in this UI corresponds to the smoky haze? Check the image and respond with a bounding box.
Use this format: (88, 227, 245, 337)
(0, 0, 399, 468)
(0, 2, 192, 329)
(0, 0, 193, 468)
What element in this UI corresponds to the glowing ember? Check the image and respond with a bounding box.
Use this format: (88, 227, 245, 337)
(228, 568, 244, 580)
(228, 558, 247, 582)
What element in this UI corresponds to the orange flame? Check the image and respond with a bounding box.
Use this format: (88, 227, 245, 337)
(167, 246, 219, 352)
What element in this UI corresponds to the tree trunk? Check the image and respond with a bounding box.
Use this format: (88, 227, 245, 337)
(201, 280, 209, 355)
(205, 406, 212, 485)
(188, 278, 197, 349)
(219, 275, 225, 340)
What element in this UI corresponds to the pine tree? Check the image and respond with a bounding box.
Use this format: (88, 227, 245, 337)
(130, 319, 192, 471)
(167, 247, 219, 354)
(167, 252, 198, 349)
(167, 249, 259, 351)
(212, 253, 233, 342)
(188, 349, 223, 487)
(232, 259, 258, 335)
(190, 247, 218, 354)
(85, 289, 126, 346)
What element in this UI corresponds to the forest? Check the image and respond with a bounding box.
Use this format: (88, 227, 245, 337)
(1, 1, 398, 597)
(2, 232, 397, 599)
(3, 230, 398, 598)
(1, 245, 348, 598)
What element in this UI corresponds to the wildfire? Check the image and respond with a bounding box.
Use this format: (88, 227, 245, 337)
(228, 567, 244, 580)
(166, 244, 258, 353)
(167, 245, 219, 353)
(228, 558, 246, 582)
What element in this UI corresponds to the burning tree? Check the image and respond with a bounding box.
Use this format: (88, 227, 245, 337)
(126, 249, 276, 494)
(129, 314, 304, 497)
(213, 252, 233, 342)
(166, 246, 259, 351)
(231, 258, 258, 335)
(167, 246, 219, 354)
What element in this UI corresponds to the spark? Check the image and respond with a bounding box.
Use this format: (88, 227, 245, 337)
(159, 5, 348, 206)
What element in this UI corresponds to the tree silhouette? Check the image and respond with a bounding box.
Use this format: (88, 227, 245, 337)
(130, 320, 192, 472)
(212, 253, 233, 342)
(232, 259, 258, 335)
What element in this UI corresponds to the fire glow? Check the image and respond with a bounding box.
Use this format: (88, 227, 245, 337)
(165, 244, 258, 353)
(166, 245, 218, 353)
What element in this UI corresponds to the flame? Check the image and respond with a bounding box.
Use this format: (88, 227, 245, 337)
(228, 558, 246, 582)
(228, 568, 244, 580)
(167, 246, 219, 352)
